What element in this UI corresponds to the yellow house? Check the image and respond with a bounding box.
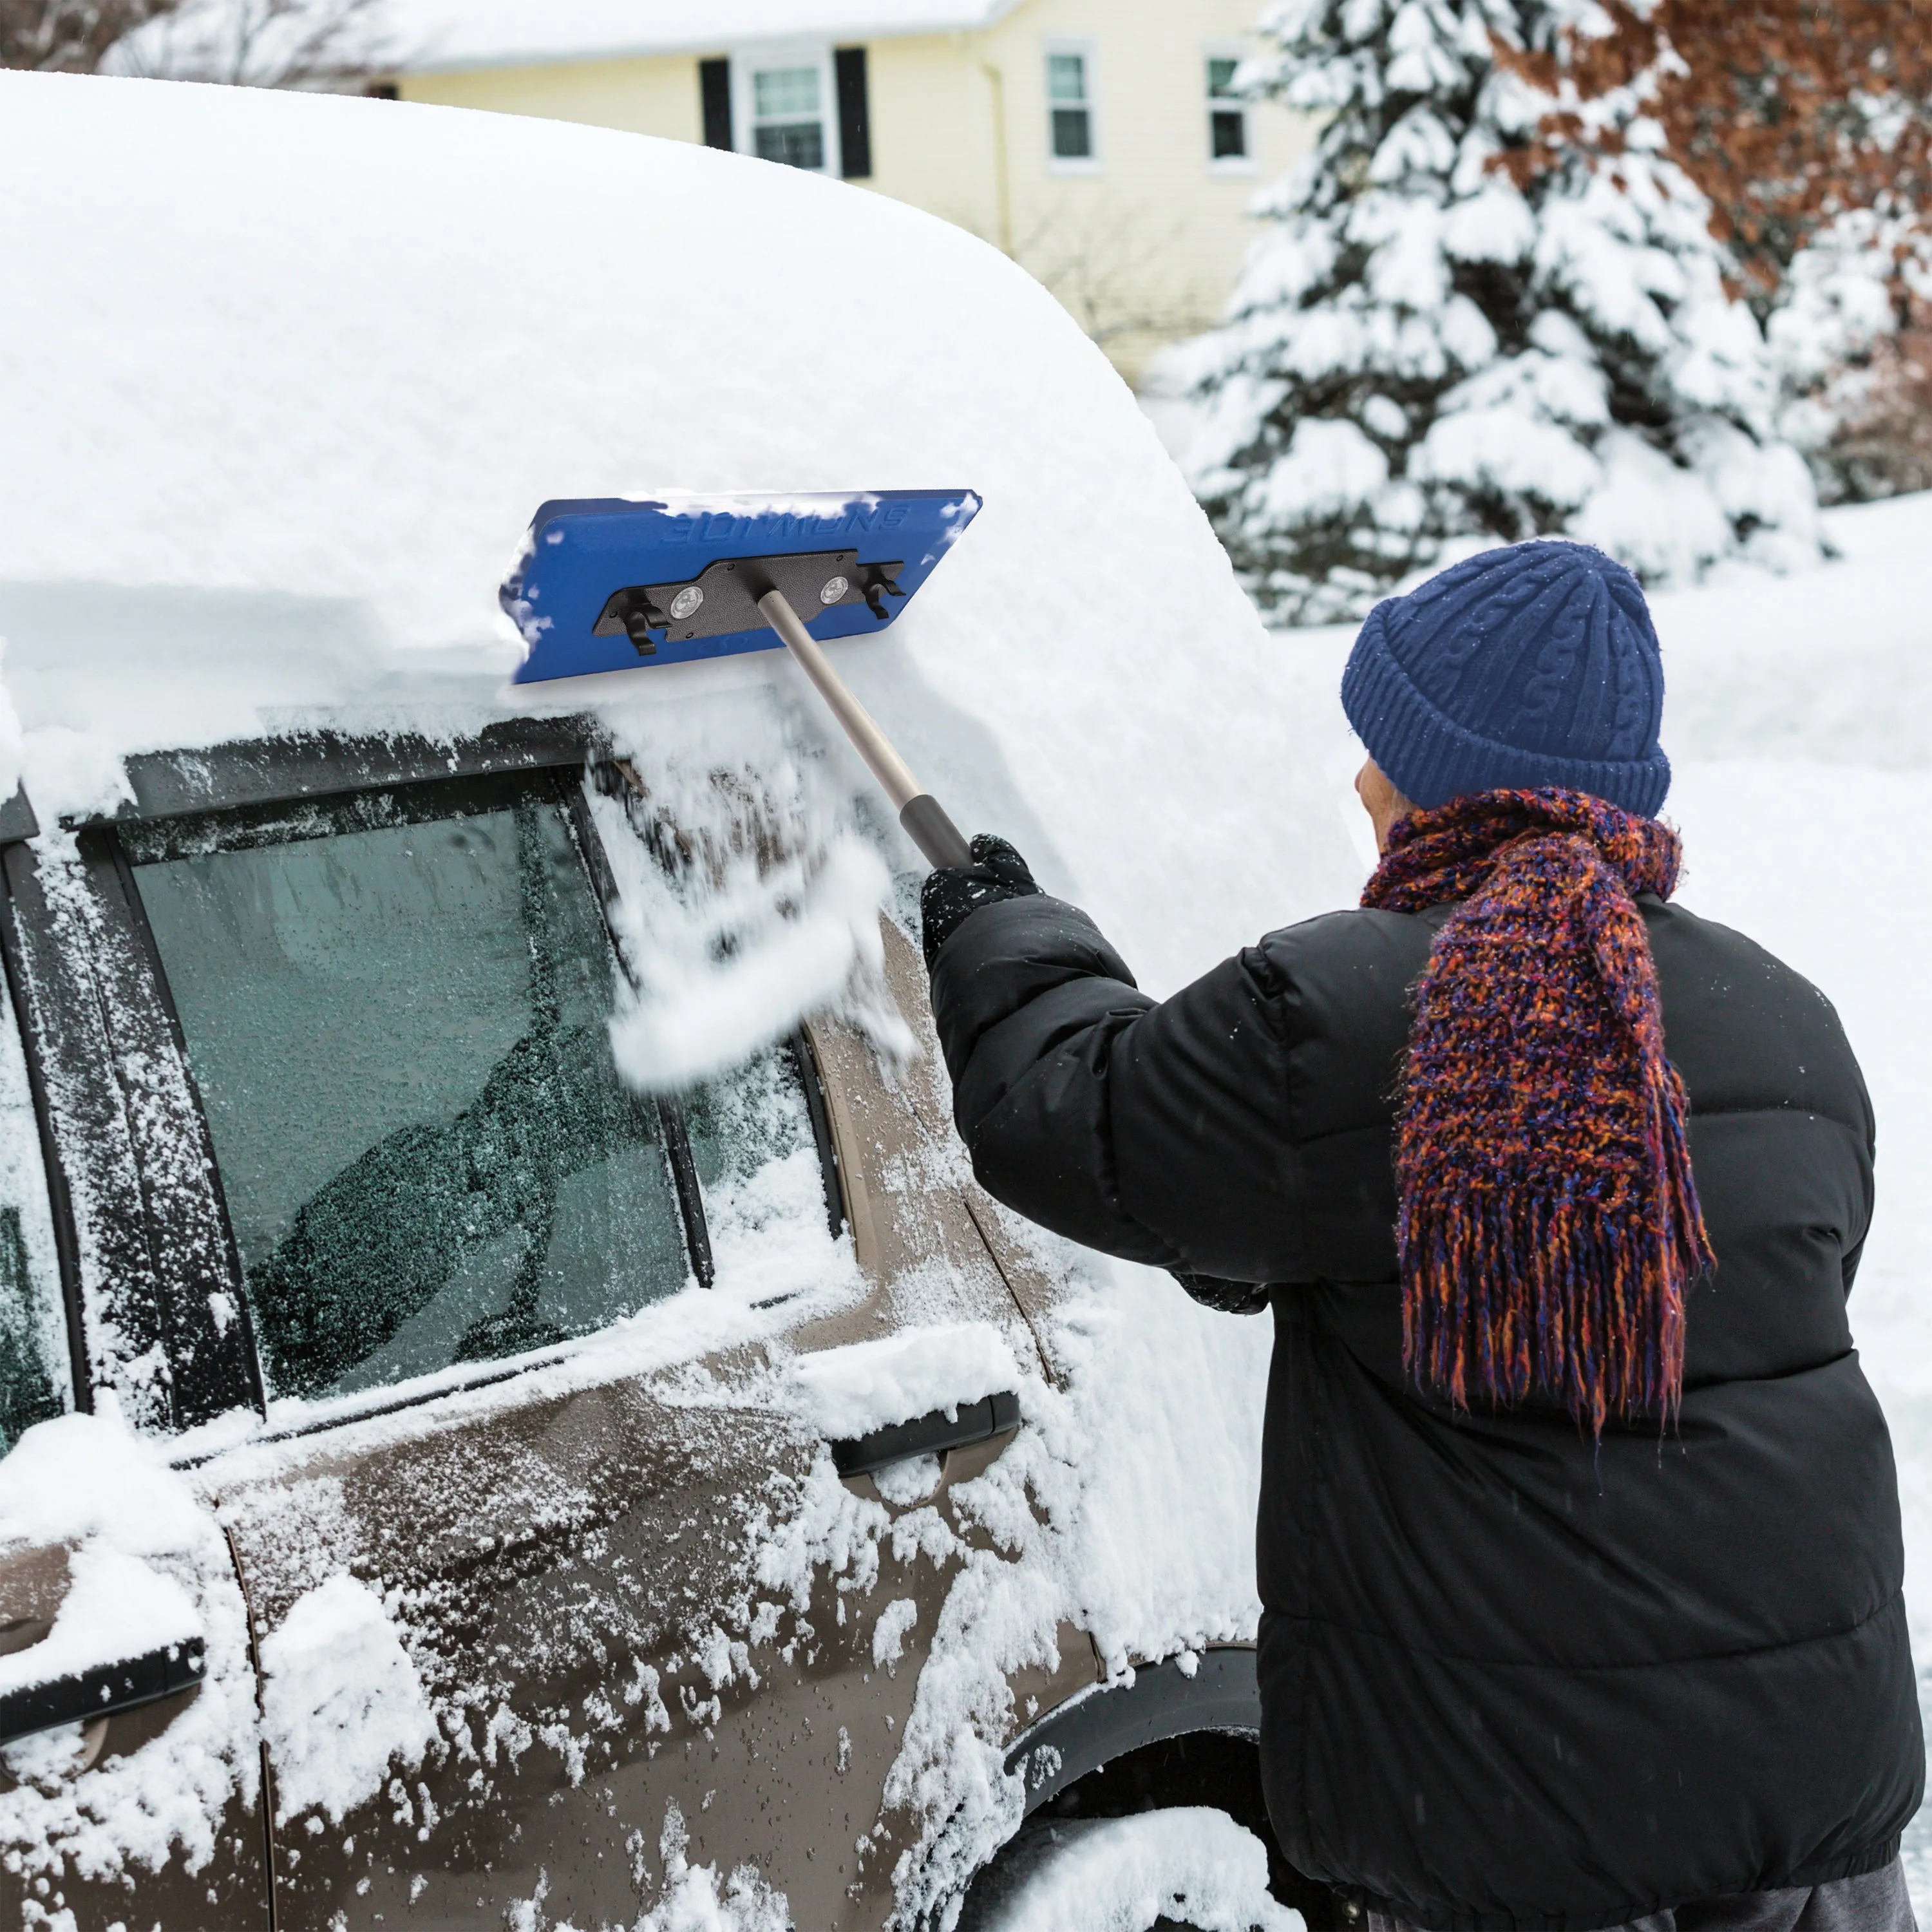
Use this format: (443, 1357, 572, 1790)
(383, 2, 1315, 385)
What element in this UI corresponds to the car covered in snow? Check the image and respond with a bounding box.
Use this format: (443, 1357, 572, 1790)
(0, 70, 1357, 1932)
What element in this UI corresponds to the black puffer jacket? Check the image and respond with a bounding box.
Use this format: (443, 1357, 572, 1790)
(929, 891, 1921, 1931)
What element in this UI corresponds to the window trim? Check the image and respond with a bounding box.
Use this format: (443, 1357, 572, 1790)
(105, 831, 267, 1420)
(732, 41, 840, 177)
(2, 721, 849, 1441)
(1043, 36, 1101, 175)
(0, 895, 89, 1422)
(1204, 42, 1257, 176)
(0, 825, 260, 1434)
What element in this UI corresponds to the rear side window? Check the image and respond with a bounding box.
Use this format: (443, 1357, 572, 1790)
(128, 779, 690, 1403)
(687, 1040, 834, 1277)
(0, 971, 68, 1452)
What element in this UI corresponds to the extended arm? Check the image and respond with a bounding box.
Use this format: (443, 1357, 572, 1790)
(923, 844, 1305, 1289)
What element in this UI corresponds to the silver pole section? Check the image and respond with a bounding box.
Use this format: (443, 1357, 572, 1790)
(756, 587, 972, 869)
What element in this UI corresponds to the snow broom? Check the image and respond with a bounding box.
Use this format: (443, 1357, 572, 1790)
(501, 490, 980, 869)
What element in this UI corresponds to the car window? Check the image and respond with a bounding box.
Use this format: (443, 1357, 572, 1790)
(687, 1040, 833, 1273)
(0, 970, 68, 1453)
(127, 779, 690, 1403)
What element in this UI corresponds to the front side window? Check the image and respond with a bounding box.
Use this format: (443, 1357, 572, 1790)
(751, 62, 827, 170)
(128, 779, 693, 1403)
(1046, 49, 1094, 162)
(1207, 55, 1251, 164)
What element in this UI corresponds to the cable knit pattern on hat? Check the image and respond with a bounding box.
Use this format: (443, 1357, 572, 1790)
(1341, 540, 1671, 815)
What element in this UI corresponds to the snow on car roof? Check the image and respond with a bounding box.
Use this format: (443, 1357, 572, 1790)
(0, 72, 1356, 997)
(386, 0, 1019, 71)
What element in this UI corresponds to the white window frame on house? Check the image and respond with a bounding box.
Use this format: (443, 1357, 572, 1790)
(1043, 37, 1101, 175)
(732, 42, 840, 177)
(1204, 43, 1256, 174)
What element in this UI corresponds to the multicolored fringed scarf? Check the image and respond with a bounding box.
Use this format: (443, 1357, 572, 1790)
(1361, 787, 1714, 1435)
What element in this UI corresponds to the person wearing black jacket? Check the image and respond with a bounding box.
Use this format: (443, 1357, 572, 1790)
(922, 542, 1921, 1932)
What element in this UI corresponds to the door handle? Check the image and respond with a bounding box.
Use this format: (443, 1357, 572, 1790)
(831, 1390, 1021, 1478)
(0, 1637, 207, 1747)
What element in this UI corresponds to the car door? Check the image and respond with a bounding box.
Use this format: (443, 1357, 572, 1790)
(0, 781, 272, 1931)
(12, 721, 1062, 1931)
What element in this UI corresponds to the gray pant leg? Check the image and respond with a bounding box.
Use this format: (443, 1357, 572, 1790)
(1792, 1862, 1918, 1932)
(1674, 1865, 1914, 1932)
(1366, 1864, 1913, 1932)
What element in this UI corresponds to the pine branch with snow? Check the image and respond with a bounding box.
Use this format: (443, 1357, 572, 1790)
(1508, 0, 1932, 505)
(1768, 212, 1932, 504)
(1167, 0, 1823, 623)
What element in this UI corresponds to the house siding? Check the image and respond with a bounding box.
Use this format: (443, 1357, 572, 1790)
(397, 2, 1317, 386)
(403, 53, 703, 144)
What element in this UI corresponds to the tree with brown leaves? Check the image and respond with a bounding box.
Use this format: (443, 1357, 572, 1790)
(1504, 1, 1932, 498)
(1502, 1, 1932, 299)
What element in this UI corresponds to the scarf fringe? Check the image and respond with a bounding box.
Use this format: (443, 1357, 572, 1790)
(1399, 1048, 1712, 1434)
(1367, 787, 1716, 1437)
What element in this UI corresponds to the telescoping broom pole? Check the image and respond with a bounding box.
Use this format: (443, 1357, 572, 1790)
(755, 587, 974, 871)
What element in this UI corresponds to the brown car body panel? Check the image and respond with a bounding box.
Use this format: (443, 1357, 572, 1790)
(3, 833, 1104, 1932)
(0, 1539, 272, 1930)
(201, 916, 1089, 1930)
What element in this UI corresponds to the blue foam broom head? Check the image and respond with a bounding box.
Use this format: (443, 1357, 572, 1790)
(502, 489, 982, 684)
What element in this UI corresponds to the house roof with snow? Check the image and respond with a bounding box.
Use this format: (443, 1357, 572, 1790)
(385, 0, 1024, 73)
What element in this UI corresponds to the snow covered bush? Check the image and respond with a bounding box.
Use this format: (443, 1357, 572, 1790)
(1168, 0, 1824, 623)
(1769, 211, 1932, 504)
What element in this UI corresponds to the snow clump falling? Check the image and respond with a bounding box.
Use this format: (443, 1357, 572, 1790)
(589, 687, 907, 1094)
(1166, 0, 1824, 621)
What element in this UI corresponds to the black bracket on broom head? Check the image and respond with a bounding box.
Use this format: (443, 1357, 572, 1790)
(594, 549, 905, 656)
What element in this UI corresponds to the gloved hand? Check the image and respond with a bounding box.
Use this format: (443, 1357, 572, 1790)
(1170, 1269, 1273, 1316)
(920, 833, 1042, 968)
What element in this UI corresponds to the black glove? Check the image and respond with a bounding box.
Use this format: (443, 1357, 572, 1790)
(920, 833, 1042, 968)
(1171, 1269, 1273, 1316)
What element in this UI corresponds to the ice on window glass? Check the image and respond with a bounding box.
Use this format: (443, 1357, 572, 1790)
(133, 790, 689, 1403)
(684, 1043, 836, 1290)
(0, 974, 67, 1454)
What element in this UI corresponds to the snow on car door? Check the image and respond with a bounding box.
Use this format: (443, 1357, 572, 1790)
(105, 736, 1047, 1930)
(0, 793, 272, 1931)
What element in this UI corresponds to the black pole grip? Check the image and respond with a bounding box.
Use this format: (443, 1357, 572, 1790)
(899, 793, 972, 870)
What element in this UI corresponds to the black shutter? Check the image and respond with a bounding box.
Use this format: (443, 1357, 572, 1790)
(699, 57, 733, 150)
(835, 46, 872, 178)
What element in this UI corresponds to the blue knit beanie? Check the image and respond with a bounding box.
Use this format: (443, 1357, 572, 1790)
(1340, 540, 1671, 817)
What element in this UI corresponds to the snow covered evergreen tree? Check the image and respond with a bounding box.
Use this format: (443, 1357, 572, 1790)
(1170, 0, 1823, 623)
(1768, 213, 1932, 503)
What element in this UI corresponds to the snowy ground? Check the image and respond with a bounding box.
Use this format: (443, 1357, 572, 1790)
(1242, 486, 1932, 1915)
